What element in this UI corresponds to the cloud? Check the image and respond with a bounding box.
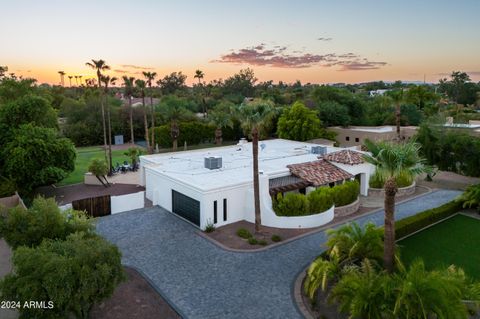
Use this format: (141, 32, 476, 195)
(213, 44, 388, 71)
(317, 37, 332, 41)
(113, 69, 129, 73)
(120, 64, 154, 70)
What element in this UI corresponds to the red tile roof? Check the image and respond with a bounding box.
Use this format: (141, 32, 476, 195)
(287, 159, 353, 187)
(323, 149, 364, 165)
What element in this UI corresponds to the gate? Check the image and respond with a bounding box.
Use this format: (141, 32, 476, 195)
(72, 195, 111, 217)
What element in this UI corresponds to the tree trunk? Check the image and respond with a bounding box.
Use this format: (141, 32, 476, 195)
(142, 96, 151, 153)
(171, 121, 179, 151)
(215, 128, 222, 145)
(395, 102, 401, 140)
(150, 94, 155, 152)
(106, 94, 113, 175)
(99, 76, 108, 166)
(252, 127, 261, 234)
(129, 96, 134, 144)
(383, 176, 398, 273)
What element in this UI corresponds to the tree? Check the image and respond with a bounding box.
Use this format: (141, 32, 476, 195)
(160, 96, 194, 150)
(101, 75, 117, 173)
(68, 75, 73, 87)
(85, 59, 110, 164)
(223, 68, 257, 98)
(209, 101, 233, 145)
(122, 76, 136, 144)
(277, 101, 322, 141)
(194, 69, 204, 85)
(387, 89, 404, 140)
(143, 71, 157, 151)
(439, 71, 479, 105)
(194, 69, 207, 116)
(1, 124, 76, 194)
(457, 183, 480, 211)
(156, 71, 187, 95)
(363, 140, 428, 272)
(88, 159, 110, 187)
(135, 79, 151, 153)
(0, 232, 124, 319)
(0, 65, 8, 78)
(124, 147, 143, 169)
(58, 71, 65, 86)
(235, 99, 275, 233)
(316, 101, 351, 127)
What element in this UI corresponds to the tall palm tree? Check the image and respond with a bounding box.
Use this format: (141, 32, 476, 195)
(78, 75, 83, 86)
(193, 69, 204, 85)
(74, 75, 79, 86)
(235, 99, 275, 233)
(363, 140, 428, 272)
(209, 102, 234, 145)
(143, 71, 157, 151)
(85, 59, 111, 165)
(58, 71, 65, 86)
(68, 75, 73, 87)
(135, 79, 151, 153)
(122, 76, 136, 144)
(101, 75, 117, 174)
(194, 69, 207, 117)
(389, 89, 404, 140)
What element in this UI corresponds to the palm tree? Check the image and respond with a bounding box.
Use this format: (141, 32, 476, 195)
(194, 69, 204, 85)
(74, 75, 79, 86)
(209, 102, 234, 145)
(163, 103, 185, 151)
(78, 75, 83, 86)
(68, 75, 73, 87)
(85, 59, 111, 165)
(101, 75, 117, 174)
(235, 99, 275, 233)
(122, 76, 136, 144)
(143, 71, 157, 151)
(58, 71, 65, 86)
(363, 140, 429, 272)
(194, 69, 207, 117)
(135, 79, 151, 153)
(389, 89, 404, 140)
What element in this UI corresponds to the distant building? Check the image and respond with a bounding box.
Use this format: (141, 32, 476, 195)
(369, 89, 390, 96)
(328, 126, 418, 147)
(442, 119, 480, 137)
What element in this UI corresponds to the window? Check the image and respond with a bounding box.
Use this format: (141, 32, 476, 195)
(355, 137, 359, 142)
(223, 198, 227, 221)
(346, 136, 350, 141)
(213, 200, 218, 224)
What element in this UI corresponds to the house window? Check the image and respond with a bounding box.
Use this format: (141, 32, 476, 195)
(213, 200, 218, 224)
(355, 137, 359, 142)
(346, 136, 350, 141)
(223, 198, 227, 221)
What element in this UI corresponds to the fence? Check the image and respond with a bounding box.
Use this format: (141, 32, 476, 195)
(72, 195, 111, 217)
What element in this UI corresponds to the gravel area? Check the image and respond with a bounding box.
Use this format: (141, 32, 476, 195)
(95, 189, 461, 319)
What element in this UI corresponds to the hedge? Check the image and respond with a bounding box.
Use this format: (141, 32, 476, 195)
(331, 180, 360, 207)
(395, 200, 463, 239)
(274, 193, 310, 216)
(369, 171, 413, 189)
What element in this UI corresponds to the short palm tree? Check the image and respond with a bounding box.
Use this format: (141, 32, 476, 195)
(457, 183, 480, 211)
(122, 76, 136, 144)
(163, 103, 187, 151)
(143, 71, 157, 151)
(85, 59, 110, 164)
(235, 99, 275, 233)
(135, 79, 151, 153)
(101, 75, 117, 174)
(363, 140, 428, 272)
(209, 102, 234, 145)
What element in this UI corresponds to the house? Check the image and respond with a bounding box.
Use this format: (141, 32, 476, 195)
(139, 139, 374, 230)
(328, 126, 418, 147)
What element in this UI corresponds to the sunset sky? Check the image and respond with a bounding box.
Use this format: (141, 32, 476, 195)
(2, 0, 479, 85)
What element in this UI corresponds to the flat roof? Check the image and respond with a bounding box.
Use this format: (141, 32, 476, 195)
(330, 125, 418, 133)
(443, 123, 480, 129)
(140, 139, 353, 192)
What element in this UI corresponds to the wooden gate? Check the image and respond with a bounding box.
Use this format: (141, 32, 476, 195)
(72, 195, 111, 217)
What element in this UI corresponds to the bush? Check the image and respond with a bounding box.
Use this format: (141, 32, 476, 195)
(307, 188, 333, 214)
(88, 159, 108, 176)
(275, 193, 310, 216)
(1, 197, 93, 249)
(258, 239, 268, 246)
(369, 171, 413, 189)
(236, 228, 252, 239)
(248, 237, 258, 245)
(271, 234, 282, 242)
(0, 232, 124, 318)
(153, 121, 216, 148)
(395, 200, 463, 239)
(204, 221, 215, 233)
(331, 180, 360, 207)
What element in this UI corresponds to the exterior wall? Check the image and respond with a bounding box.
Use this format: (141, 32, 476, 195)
(328, 126, 418, 147)
(0, 193, 26, 209)
(111, 191, 145, 214)
(368, 182, 416, 197)
(84, 172, 103, 185)
(329, 162, 375, 196)
(334, 197, 360, 217)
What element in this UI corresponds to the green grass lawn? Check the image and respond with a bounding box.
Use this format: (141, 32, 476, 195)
(399, 214, 480, 280)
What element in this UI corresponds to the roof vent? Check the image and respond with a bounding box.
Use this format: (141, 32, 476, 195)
(311, 146, 327, 155)
(204, 157, 222, 170)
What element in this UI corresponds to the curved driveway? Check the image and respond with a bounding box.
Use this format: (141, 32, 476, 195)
(96, 190, 461, 319)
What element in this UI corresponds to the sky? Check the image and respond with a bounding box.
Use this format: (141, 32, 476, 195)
(1, 0, 480, 85)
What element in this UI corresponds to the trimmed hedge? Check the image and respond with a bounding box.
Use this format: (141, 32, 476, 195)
(369, 171, 413, 189)
(395, 200, 463, 239)
(273, 181, 360, 216)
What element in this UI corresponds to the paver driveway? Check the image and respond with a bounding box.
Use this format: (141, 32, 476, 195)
(96, 190, 461, 319)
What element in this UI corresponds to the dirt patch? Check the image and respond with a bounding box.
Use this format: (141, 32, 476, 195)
(90, 267, 181, 319)
(301, 280, 347, 319)
(35, 183, 145, 205)
(417, 171, 480, 190)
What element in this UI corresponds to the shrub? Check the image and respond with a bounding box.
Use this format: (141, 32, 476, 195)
(369, 172, 413, 189)
(204, 221, 215, 233)
(275, 193, 310, 216)
(0, 232, 124, 318)
(307, 188, 333, 214)
(1, 197, 93, 249)
(331, 180, 360, 207)
(258, 239, 268, 246)
(248, 237, 258, 245)
(236, 228, 252, 239)
(395, 200, 463, 239)
(271, 234, 282, 242)
(153, 121, 216, 148)
(88, 159, 108, 176)
(457, 183, 480, 211)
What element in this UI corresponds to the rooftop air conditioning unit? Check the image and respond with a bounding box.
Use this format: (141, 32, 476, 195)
(204, 157, 222, 170)
(311, 146, 327, 156)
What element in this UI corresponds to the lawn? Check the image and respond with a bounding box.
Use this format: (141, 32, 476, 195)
(399, 214, 480, 280)
(57, 147, 131, 186)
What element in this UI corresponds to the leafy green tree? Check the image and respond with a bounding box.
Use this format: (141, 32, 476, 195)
(0, 78, 38, 103)
(0, 232, 124, 319)
(316, 100, 350, 127)
(363, 140, 429, 272)
(223, 68, 257, 98)
(235, 99, 275, 233)
(88, 159, 109, 187)
(157, 71, 187, 95)
(439, 71, 479, 105)
(276, 101, 322, 141)
(311, 85, 364, 124)
(405, 85, 439, 110)
(1, 124, 75, 194)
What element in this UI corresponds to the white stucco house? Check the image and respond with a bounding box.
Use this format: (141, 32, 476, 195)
(140, 139, 374, 230)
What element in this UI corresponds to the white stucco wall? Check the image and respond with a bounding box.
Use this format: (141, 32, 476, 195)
(111, 191, 145, 214)
(330, 162, 374, 196)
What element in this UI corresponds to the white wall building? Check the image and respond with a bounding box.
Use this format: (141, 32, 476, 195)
(140, 139, 374, 230)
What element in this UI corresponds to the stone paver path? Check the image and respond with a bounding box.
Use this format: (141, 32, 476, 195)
(96, 190, 461, 319)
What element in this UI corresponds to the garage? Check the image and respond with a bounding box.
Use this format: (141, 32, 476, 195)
(171, 190, 200, 226)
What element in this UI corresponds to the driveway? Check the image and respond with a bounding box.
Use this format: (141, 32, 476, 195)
(96, 190, 461, 319)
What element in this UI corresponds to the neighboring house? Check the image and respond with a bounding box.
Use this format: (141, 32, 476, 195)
(442, 119, 480, 137)
(124, 97, 161, 108)
(369, 89, 390, 96)
(328, 126, 418, 147)
(140, 139, 374, 230)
